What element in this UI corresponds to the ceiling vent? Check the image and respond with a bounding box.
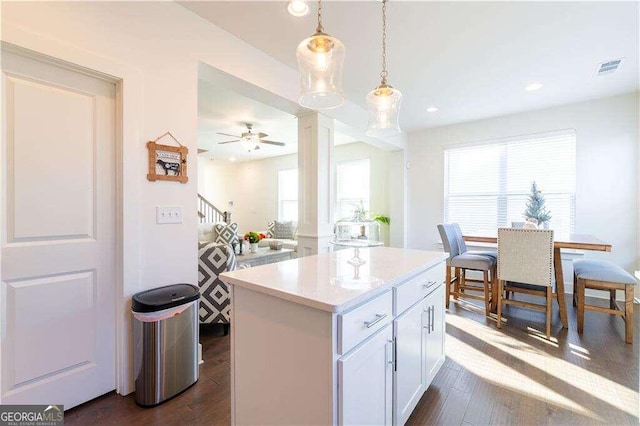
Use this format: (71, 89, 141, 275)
(596, 59, 623, 76)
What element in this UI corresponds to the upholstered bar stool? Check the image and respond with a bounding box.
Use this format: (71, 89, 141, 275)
(573, 259, 636, 344)
(496, 228, 555, 339)
(438, 223, 497, 315)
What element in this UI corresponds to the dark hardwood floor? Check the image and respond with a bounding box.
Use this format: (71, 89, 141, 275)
(66, 297, 638, 425)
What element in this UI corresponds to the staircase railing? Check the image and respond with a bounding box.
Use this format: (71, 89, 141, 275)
(198, 194, 230, 224)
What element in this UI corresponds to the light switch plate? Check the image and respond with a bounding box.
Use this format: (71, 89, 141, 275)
(157, 206, 183, 224)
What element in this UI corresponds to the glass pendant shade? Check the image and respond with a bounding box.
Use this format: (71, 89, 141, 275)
(296, 32, 346, 110)
(365, 83, 403, 137)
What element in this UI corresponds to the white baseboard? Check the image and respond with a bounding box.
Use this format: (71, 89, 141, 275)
(198, 343, 204, 365)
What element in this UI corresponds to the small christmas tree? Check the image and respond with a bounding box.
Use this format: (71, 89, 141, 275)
(524, 181, 551, 224)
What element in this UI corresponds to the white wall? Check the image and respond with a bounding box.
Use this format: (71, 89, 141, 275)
(407, 93, 640, 274)
(197, 156, 235, 216)
(334, 143, 392, 246)
(197, 143, 396, 244)
(389, 150, 407, 248)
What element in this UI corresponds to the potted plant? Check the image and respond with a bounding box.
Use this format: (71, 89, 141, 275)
(244, 231, 266, 253)
(523, 181, 551, 228)
(372, 214, 390, 225)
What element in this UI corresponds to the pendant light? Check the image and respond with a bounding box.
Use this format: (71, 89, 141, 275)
(366, 0, 402, 137)
(296, 0, 346, 110)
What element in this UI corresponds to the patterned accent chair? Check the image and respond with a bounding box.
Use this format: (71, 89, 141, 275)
(198, 242, 237, 334)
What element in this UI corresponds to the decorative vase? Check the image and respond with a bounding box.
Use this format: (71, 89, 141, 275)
(250, 243, 258, 253)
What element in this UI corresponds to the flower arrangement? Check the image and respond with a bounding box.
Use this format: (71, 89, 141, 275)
(244, 231, 266, 244)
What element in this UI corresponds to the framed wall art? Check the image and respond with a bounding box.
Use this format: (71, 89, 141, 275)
(147, 132, 188, 184)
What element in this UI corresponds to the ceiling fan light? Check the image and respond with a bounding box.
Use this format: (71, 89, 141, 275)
(365, 83, 402, 138)
(241, 139, 254, 152)
(297, 32, 346, 110)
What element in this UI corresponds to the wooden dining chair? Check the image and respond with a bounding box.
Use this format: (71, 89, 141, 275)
(438, 223, 497, 315)
(496, 228, 555, 339)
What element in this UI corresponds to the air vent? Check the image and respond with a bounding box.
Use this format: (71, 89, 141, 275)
(596, 59, 622, 76)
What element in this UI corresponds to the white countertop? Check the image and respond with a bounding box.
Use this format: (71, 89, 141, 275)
(221, 247, 448, 313)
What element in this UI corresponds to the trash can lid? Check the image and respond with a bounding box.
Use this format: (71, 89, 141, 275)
(132, 283, 200, 313)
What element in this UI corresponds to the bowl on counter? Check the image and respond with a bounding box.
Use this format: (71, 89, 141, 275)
(269, 241, 283, 250)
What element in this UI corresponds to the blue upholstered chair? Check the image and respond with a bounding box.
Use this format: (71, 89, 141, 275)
(438, 223, 497, 316)
(496, 228, 555, 339)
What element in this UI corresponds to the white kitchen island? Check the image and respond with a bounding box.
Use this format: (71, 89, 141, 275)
(220, 247, 448, 426)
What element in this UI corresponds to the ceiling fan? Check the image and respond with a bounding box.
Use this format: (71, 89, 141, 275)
(217, 123, 286, 151)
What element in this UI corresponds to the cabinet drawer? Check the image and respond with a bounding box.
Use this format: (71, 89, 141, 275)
(394, 265, 444, 315)
(338, 291, 393, 355)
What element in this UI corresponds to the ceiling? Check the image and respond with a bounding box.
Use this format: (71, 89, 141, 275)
(183, 1, 639, 133)
(198, 79, 357, 162)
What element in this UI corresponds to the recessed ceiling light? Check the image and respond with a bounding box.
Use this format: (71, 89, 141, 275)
(229, 157, 236, 162)
(525, 83, 543, 91)
(287, 1, 309, 17)
(426, 106, 439, 113)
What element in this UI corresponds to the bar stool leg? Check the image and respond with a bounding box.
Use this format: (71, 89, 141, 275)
(491, 266, 498, 312)
(546, 286, 552, 339)
(483, 270, 490, 317)
(496, 280, 503, 329)
(577, 278, 585, 334)
(625, 285, 633, 344)
(445, 265, 452, 309)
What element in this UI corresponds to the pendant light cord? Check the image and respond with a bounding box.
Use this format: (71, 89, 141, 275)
(380, 0, 388, 83)
(316, 0, 324, 33)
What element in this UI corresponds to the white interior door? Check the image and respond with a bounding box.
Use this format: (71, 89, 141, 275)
(1, 47, 116, 409)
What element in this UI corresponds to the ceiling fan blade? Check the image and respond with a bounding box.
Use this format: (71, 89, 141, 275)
(260, 140, 286, 146)
(217, 132, 241, 138)
(197, 148, 208, 154)
(218, 139, 241, 144)
(257, 132, 268, 139)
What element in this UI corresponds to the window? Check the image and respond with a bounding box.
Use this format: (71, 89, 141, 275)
(278, 169, 298, 222)
(444, 130, 576, 236)
(336, 159, 370, 219)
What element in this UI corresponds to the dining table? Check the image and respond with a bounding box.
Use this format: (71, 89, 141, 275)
(463, 233, 612, 328)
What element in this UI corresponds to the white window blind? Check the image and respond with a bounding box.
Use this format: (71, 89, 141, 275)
(444, 130, 576, 237)
(336, 159, 370, 219)
(278, 169, 298, 222)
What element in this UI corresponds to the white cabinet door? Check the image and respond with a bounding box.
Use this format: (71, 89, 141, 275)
(424, 285, 445, 387)
(339, 324, 393, 426)
(393, 300, 426, 426)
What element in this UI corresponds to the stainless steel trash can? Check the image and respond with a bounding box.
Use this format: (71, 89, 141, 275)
(132, 283, 200, 406)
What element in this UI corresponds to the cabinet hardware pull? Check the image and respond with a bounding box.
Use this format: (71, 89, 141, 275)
(386, 340, 394, 366)
(423, 306, 432, 333)
(423, 280, 437, 288)
(364, 313, 387, 328)
(431, 305, 435, 332)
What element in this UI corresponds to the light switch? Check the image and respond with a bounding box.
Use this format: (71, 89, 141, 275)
(157, 206, 183, 224)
